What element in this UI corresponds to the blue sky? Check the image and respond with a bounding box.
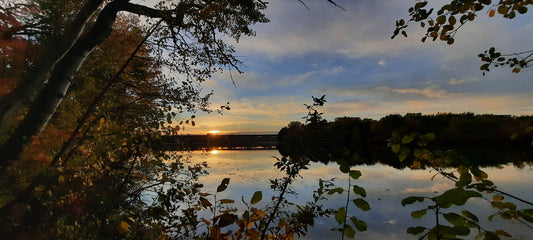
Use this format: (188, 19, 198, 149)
(178, 0, 533, 134)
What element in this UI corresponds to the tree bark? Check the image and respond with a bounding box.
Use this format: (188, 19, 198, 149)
(0, 0, 124, 168)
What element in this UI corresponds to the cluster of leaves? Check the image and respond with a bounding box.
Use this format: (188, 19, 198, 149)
(479, 47, 533, 75)
(0, 0, 269, 237)
(392, 0, 532, 73)
(281, 97, 369, 239)
(393, 0, 531, 43)
(184, 154, 335, 240)
(303, 95, 327, 129)
(0, 11, 221, 238)
(328, 166, 369, 239)
(389, 131, 533, 239)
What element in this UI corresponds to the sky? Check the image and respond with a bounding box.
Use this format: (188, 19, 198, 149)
(172, 0, 533, 134)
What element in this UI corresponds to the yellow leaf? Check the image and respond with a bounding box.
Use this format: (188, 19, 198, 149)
(120, 221, 130, 231)
(512, 68, 521, 73)
(489, 9, 495, 17)
(493, 195, 504, 202)
(252, 209, 266, 218)
(202, 219, 211, 226)
(410, 160, 422, 169)
(495, 230, 512, 237)
(245, 229, 260, 239)
(219, 199, 235, 204)
(58, 175, 66, 185)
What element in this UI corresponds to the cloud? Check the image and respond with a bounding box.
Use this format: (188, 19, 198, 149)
(234, 0, 427, 59)
(448, 78, 479, 85)
(392, 86, 454, 98)
(179, 95, 310, 134)
(378, 59, 387, 66)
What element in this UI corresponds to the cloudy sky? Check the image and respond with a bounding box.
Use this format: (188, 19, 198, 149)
(177, 0, 533, 134)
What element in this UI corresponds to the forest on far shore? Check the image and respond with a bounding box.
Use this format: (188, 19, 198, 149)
(278, 113, 533, 149)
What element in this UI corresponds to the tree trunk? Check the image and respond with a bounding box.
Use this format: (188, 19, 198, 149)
(0, 0, 123, 168)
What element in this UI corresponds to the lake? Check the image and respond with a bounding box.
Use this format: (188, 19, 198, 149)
(182, 149, 533, 239)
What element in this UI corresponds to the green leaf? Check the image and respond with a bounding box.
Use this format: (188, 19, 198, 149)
(435, 188, 481, 208)
(353, 198, 370, 211)
(328, 187, 344, 195)
(443, 213, 467, 226)
(401, 196, 425, 206)
(391, 144, 401, 154)
(461, 210, 479, 223)
(399, 147, 410, 162)
(335, 207, 346, 224)
(449, 226, 470, 236)
(350, 217, 367, 231)
(402, 134, 415, 144)
(470, 167, 488, 180)
(455, 166, 472, 187)
(242, 210, 250, 221)
(343, 224, 355, 238)
(420, 132, 436, 143)
(518, 6, 528, 14)
(349, 170, 362, 180)
(353, 185, 367, 197)
(411, 209, 427, 219)
(217, 178, 230, 192)
(250, 191, 262, 205)
(518, 209, 533, 223)
(407, 226, 426, 235)
(339, 163, 350, 173)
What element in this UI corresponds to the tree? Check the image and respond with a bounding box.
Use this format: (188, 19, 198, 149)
(0, 0, 268, 168)
(0, 1, 342, 238)
(392, 0, 532, 75)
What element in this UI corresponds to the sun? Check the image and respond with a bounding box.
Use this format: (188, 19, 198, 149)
(208, 130, 220, 134)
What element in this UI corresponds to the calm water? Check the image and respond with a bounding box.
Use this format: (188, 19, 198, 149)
(183, 149, 533, 239)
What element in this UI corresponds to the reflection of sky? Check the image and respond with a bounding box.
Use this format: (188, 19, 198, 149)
(183, 150, 533, 239)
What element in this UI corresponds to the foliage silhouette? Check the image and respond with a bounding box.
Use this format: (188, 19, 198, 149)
(389, 131, 533, 239)
(392, 0, 532, 74)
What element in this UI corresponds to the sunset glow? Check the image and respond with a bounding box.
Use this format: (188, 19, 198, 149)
(208, 130, 220, 134)
(179, 0, 533, 135)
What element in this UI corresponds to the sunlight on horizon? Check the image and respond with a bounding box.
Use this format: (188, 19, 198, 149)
(208, 130, 220, 134)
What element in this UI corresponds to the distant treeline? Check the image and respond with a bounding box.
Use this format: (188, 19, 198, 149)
(278, 113, 533, 149)
(162, 134, 278, 150)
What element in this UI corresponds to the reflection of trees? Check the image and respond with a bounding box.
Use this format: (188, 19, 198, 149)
(389, 131, 533, 240)
(278, 140, 533, 171)
(278, 112, 533, 170)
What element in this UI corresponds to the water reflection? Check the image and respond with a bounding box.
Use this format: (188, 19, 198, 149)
(183, 148, 533, 239)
